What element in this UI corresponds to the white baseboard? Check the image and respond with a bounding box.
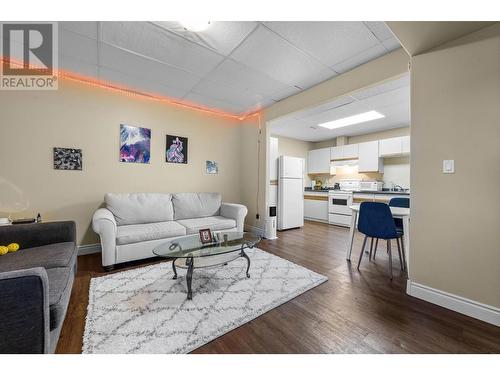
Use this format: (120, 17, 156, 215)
(244, 224, 265, 236)
(78, 243, 101, 256)
(406, 280, 500, 327)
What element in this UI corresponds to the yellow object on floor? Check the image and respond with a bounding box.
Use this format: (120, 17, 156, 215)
(7, 243, 20, 252)
(0, 246, 8, 255)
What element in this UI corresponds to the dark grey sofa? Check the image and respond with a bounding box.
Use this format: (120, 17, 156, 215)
(0, 221, 77, 353)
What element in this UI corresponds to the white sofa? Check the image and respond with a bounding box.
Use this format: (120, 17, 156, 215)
(92, 192, 248, 270)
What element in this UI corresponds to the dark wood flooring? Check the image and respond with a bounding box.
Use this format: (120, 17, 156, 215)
(56, 221, 500, 353)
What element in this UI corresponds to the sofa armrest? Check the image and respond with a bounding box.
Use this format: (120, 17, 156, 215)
(220, 203, 248, 232)
(0, 221, 76, 249)
(92, 208, 117, 267)
(0, 268, 50, 353)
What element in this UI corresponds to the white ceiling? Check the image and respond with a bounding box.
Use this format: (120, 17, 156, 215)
(269, 74, 410, 141)
(58, 21, 401, 116)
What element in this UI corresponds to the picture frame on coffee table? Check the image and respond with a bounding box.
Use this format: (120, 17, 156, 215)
(199, 228, 212, 244)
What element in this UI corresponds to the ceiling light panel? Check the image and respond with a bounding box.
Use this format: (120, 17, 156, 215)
(318, 110, 385, 129)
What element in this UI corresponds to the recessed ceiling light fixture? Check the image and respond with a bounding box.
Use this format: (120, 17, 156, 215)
(318, 110, 385, 130)
(180, 21, 211, 32)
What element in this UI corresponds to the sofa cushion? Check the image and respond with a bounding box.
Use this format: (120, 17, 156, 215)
(172, 192, 222, 220)
(105, 193, 174, 225)
(116, 221, 187, 245)
(46, 266, 74, 330)
(177, 216, 237, 235)
(0, 242, 76, 273)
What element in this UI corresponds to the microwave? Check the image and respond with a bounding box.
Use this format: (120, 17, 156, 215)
(359, 181, 383, 191)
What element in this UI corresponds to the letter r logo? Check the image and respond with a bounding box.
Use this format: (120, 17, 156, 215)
(2, 23, 54, 75)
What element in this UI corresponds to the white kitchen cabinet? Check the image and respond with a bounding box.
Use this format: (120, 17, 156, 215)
(330, 146, 343, 160)
(401, 136, 410, 154)
(307, 148, 331, 174)
(304, 194, 329, 222)
(342, 144, 359, 159)
(358, 141, 384, 173)
(379, 137, 403, 157)
(330, 144, 359, 160)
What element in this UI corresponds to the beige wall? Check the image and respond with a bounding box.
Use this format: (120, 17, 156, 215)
(0, 80, 243, 245)
(410, 23, 500, 308)
(273, 135, 312, 187)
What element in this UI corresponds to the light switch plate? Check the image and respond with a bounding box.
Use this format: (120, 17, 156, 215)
(443, 160, 455, 174)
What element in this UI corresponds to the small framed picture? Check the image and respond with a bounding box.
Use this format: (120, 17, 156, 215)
(199, 228, 213, 244)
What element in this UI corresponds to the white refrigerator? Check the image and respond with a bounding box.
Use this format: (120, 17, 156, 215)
(278, 155, 304, 230)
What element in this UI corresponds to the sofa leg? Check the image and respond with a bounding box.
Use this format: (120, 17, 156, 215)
(103, 265, 115, 272)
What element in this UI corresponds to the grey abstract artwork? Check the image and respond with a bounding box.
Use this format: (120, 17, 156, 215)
(53, 147, 82, 170)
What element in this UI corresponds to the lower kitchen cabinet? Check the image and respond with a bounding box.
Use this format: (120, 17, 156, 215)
(304, 194, 328, 222)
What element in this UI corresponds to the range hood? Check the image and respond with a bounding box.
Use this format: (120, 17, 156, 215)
(330, 158, 358, 168)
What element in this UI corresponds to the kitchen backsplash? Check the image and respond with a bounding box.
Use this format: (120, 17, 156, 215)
(312, 156, 410, 189)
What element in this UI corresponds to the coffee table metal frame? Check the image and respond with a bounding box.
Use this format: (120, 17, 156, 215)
(154, 233, 259, 300)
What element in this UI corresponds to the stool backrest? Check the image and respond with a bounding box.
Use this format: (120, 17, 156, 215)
(388, 197, 409, 208)
(358, 202, 398, 239)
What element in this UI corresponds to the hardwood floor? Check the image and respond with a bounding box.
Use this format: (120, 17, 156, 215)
(56, 221, 500, 353)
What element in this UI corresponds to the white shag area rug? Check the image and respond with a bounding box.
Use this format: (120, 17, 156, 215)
(82, 248, 327, 354)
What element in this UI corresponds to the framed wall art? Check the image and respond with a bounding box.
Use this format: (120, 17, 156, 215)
(53, 147, 82, 170)
(166, 135, 188, 164)
(120, 124, 151, 164)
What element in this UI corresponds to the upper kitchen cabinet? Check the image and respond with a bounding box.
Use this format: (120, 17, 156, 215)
(330, 144, 359, 160)
(379, 136, 410, 157)
(307, 147, 331, 174)
(358, 141, 384, 173)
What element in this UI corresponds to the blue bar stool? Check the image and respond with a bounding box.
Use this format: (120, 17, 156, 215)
(357, 202, 404, 280)
(388, 197, 409, 270)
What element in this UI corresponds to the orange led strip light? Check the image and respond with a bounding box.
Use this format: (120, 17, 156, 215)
(1, 56, 263, 121)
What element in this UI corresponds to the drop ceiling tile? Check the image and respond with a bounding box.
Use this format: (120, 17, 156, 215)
(183, 92, 246, 114)
(153, 21, 258, 56)
(332, 44, 387, 74)
(264, 21, 381, 68)
(60, 55, 98, 77)
(59, 29, 98, 65)
(363, 22, 395, 41)
(100, 22, 224, 76)
(382, 37, 401, 51)
(190, 78, 267, 109)
(230, 25, 335, 89)
(98, 43, 201, 92)
(99, 66, 189, 99)
(59, 21, 98, 39)
(203, 58, 300, 100)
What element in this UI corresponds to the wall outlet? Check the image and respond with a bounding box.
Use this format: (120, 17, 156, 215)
(443, 160, 455, 174)
(256, 213, 260, 220)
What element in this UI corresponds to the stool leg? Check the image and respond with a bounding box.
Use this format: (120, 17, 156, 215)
(369, 237, 374, 260)
(400, 235, 407, 271)
(357, 236, 368, 270)
(373, 238, 379, 259)
(396, 237, 404, 271)
(387, 239, 393, 280)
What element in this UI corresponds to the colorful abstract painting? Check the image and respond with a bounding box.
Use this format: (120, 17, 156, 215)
(206, 160, 218, 175)
(166, 135, 188, 164)
(120, 124, 151, 164)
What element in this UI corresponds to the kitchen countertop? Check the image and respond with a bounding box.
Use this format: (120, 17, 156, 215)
(304, 188, 410, 195)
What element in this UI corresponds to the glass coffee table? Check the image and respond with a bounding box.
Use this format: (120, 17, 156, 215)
(153, 232, 261, 300)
